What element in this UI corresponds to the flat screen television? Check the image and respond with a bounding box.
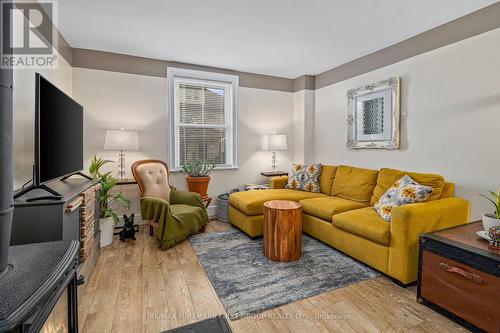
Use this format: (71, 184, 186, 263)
(35, 73, 83, 185)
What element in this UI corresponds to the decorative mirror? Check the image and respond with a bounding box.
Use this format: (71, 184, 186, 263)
(347, 77, 400, 149)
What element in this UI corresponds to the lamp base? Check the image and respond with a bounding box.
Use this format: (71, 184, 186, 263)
(271, 151, 277, 172)
(118, 150, 126, 180)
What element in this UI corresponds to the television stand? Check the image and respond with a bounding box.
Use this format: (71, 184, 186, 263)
(14, 172, 92, 201)
(13, 183, 62, 201)
(61, 171, 92, 181)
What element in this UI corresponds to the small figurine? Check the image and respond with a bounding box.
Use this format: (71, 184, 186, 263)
(120, 213, 138, 242)
(488, 226, 500, 249)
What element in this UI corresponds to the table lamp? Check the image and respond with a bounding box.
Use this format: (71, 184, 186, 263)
(262, 134, 287, 171)
(104, 129, 139, 180)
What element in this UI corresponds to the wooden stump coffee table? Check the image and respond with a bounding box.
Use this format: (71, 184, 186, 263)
(263, 200, 302, 262)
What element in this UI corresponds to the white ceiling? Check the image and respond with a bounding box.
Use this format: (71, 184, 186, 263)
(57, 0, 498, 78)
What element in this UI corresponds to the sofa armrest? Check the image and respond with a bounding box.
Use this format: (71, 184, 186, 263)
(388, 198, 470, 284)
(269, 176, 288, 189)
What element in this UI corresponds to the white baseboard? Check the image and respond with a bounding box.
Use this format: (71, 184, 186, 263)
(207, 205, 216, 218)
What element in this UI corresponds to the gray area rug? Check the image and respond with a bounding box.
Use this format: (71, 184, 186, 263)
(189, 229, 380, 319)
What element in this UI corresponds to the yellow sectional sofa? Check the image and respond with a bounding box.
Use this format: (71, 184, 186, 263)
(228, 165, 470, 284)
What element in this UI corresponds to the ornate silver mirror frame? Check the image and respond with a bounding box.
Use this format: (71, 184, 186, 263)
(347, 77, 400, 149)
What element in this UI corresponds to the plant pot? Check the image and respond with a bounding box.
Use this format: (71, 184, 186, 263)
(186, 176, 210, 200)
(100, 217, 115, 248)
(482, 213, 500, 233)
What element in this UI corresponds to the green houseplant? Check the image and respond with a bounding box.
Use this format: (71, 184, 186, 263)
(181, 160, 215, 200)
(480, 186, 500, 233)
(89, 155, 131, 247)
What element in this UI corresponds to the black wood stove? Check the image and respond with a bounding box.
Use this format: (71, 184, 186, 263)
(0, 45, 79, 332)
(0, 241, 79, 332)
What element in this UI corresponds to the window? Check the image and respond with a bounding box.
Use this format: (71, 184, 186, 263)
(168, 68, 238, 170)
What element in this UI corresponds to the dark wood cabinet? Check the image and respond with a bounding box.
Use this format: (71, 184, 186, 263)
(418, 222, 500, 333)
(11, 178, 100, 247)
(11, 177, 101, 296)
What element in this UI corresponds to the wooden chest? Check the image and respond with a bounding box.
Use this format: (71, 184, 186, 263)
(418, 222, 500, 333)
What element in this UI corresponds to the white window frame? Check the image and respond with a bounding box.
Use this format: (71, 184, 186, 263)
(167, 67, 239, 171)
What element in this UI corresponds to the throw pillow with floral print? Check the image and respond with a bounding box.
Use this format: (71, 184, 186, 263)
(374, 175, 433, 221)
(300, 163, 322, 192)
(285, 164, 305, 190)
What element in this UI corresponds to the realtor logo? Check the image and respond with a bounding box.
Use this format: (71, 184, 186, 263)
(1, 0, 58, 69)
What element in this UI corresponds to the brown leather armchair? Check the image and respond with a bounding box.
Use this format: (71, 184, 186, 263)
(131, 160, 208, 246)
(131, 159, 171, 235)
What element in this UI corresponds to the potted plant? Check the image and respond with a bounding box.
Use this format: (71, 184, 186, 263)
(181, 160, 215, 200)
(480, 186, 500, 233)
(89, 155, 131, 247)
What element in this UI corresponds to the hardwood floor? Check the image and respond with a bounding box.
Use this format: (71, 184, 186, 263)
(79, 221, 467, 333)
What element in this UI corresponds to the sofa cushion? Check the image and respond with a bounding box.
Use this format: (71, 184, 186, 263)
(300, 196, 368, 221)
(301, 163, 322, 192)
(332, 207, 390, 246)
(286, 164, 305, 190)
(229, 189, 326, 216)
(370, 168, 446, 205)
(374, 175, 433, 221)
(319, 165, 337, 195)
(330, 165, 379, 204)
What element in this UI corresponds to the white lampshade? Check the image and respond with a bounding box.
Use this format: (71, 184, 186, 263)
(104, 129, 139, 151)
(262, 134, 287, 151)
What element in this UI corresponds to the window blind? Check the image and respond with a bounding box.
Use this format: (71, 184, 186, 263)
(177, 82, 227, 166)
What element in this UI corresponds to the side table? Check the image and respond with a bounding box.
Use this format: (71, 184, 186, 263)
(263, 200, 302, 262)
(260, 171, 288, 177)
(115, 179, 137, 185)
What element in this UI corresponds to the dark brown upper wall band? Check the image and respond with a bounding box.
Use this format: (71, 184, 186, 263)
(315, 1, 500, 89)
(293, 75, 315, 92)
(19, 2, 73, 65)
(72, 48, 295, 92)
